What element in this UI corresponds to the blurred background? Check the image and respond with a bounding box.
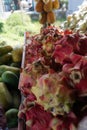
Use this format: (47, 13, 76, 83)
(0, 0, 85, 47)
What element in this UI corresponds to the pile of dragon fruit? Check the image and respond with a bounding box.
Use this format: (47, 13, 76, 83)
(18, 26, 87, 130)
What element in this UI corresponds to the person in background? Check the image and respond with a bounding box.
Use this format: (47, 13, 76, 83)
(27, 0, 34, 11)
(13, 0, 19, 10)
(10, 1, 15, 13)
(20, 0, 29, 10)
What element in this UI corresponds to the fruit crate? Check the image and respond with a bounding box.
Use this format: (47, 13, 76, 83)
(18, 32, 30, 130)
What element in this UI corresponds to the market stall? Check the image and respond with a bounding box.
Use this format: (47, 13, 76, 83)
(0, 0, 87, 130)
(18, 0, 87, 130)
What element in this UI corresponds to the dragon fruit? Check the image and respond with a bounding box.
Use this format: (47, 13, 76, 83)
(18, 25, 87, 130)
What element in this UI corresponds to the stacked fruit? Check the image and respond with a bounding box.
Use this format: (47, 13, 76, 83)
(61, 1, 87, 33)
(18, 26, 87, 130)
(0, 42, 23, 128)
(35, 0, 60, 25)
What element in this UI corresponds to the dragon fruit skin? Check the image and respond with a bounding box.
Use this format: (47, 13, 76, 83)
(18, 25, 87, 130)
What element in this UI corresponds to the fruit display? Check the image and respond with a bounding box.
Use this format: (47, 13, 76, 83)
(0, 1, 87, 130)
(61, 1, 87, 33)
(18, 25, 87, 130)
(0, 42, 22, 129)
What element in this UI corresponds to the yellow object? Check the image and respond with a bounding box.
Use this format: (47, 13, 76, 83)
(52, 0, 60, 9)
(43, 0, 50, 4)
(35, 0, 59, 24)
(0, 45, 13, 56)
(35, 0, 44, 12)
(44, 0, 52, 12)
(12, 47, 23, 63)
(39, 12, 47, 24)
(0, 53, 12, 65)
(0, 82, 12, 109)
(47, 11, 56, 23)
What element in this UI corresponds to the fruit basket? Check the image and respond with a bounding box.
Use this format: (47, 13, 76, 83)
(18, 32, 29, 130)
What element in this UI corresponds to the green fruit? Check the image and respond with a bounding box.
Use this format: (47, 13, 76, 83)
(1, 71, 19, 89)
(12, 91, 21, 108)
(12, 47, 23, 63)
(5, 108, 18, 119)
(0, 45, 13, 56)
(5, 108, 18, 128)
(0, 53, 12, 65)
(0, 65, 20, 76)
(0, 82, 12, 110)
(0, 77, 2, 82)
(7, 119, 18, 128)
(10, 62, 21, 68)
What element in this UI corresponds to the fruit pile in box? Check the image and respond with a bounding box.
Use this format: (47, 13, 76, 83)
(0, 41, 22, 129)
(18, 25, 87, 130)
